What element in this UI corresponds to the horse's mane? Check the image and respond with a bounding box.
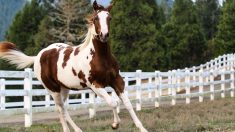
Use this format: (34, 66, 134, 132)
(79, 15, 97, 50)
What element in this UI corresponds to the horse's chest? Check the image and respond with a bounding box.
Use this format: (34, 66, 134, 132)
(89, 59, 118, 87)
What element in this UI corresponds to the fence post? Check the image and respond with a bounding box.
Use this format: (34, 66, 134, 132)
(217, 56, 222, 70)
(136, 70, 142, 111)
(0, 79, 5, 110)
(81, 93, 86, 104)
(233, 54, 235, 67)
(199, 70, 203, 102)
(231, 68, 234, 97)
(89, 92, 96, 118)
(210, 69, 214, 101)
(155, 71, 160, 107)
(148, 77, 152, 99)
(177, 69, 181, 92)
(223, 55, 228, 69)
(168, 70, 172, 95)
(24, 68, 33, 127)
(206, 63, 209, 83)
(171, 70, 176, 105)
(223, 55, 226, 69)
(228, 54, 231, 70)
(210, 60, 214, 70)
(221, 68, 225, 98)
(45, 94, 50, 107)
(185, 69, 190, 104)
(192, 66, 196, 87)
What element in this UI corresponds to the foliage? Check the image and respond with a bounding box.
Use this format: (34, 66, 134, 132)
(195, 0, 221, 61)
(6, 0, 46, 54)
(162, 0, 206, 69)
(30, 0, 92, 55)
(2, 0, 233, 71)
(0, 0, 46, 70)
(0, 0, 26, 41)
(157, 0, 173, 20)
(214, 0, 235, 56)
(110, 0, 165, 71)
(195, 0, 221, 40)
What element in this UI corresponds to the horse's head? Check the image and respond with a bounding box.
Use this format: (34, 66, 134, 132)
(92, 0, 112, 43)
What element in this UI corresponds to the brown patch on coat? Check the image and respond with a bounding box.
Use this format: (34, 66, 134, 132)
(40, 48, 62, 92)
(0, 42, 18, 52)
(78, 71, 87, 83)
(72, 67, 77, 76)
(80, 82, 87, 88)
(40, 48, 70, 92)
(62, 47, 73, 68)
(74, 47, 80, 56)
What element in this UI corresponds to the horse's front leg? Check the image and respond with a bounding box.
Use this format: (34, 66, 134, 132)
(112, 75, 148, 132)
(90, 84, 121, 129)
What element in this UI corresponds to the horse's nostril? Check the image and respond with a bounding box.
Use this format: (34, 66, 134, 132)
(106, 33, 109, 37)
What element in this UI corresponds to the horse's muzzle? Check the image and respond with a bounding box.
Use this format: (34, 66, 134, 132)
(99, 33, 109, 43)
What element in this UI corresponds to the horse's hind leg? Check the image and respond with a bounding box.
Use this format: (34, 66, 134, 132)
(90, 84, 121, 129)
(50, 91, 70, 132)
(61, 88, 82, 132)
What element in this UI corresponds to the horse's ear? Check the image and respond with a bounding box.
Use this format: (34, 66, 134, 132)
(93, 0, 104, 11)
(107, 0, 116, 12)
(106, 4, 113, 12)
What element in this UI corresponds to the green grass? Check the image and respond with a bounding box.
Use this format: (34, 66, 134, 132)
(2, 98, 235, 132)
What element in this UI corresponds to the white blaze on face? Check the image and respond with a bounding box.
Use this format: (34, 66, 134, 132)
(98, 11, 109, 36)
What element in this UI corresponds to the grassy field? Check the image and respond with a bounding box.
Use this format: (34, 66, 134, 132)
(2, 98, 235, 132)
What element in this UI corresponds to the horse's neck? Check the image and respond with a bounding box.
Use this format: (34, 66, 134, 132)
(92, 38, 111, 58)
(79, 25, 112, 58)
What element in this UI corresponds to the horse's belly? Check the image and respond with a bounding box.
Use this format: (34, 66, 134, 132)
(58, 75, 83, 89)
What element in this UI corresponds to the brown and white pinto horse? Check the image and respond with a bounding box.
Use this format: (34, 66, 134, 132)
(0, 1, 147, 132)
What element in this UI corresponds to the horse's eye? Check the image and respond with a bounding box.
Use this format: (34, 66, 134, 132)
(109, 17, 112, 20)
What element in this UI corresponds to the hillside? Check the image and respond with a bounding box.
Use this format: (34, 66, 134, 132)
(0, 0, 26, 41)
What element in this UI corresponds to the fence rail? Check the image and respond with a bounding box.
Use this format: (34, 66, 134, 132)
(0, 53, 235, 127)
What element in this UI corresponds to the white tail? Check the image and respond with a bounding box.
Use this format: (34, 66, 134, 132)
(0, 42, 35, 69)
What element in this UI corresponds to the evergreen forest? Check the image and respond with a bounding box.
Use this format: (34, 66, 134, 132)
(1, 0, 235, 72)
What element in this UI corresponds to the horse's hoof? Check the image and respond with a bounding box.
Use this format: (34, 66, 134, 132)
(111, 122, 119, 129)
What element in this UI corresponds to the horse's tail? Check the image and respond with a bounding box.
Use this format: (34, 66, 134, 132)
(0, 42, 35, 69)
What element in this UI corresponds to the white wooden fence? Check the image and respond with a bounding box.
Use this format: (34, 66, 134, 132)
(0, 53, 235, 127)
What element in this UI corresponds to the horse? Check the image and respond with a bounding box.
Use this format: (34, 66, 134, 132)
(0, 1, 147, 132)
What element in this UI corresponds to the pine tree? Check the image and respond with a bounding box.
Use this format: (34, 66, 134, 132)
(162, 0, 206, 69)
(47, 0, 91, 45)
(0, 0, 46, 70)
(214, 0, 235, 56)
(6, 0, 46, 53)
(195, 0, 221, 40)
(158, 0, 172, 20)
(0, 0, 26, 41)
(32, 0, 91, 55)
(110, 0, 164, 71)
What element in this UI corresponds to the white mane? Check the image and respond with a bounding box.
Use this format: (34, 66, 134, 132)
(79, 24, 97, 50)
